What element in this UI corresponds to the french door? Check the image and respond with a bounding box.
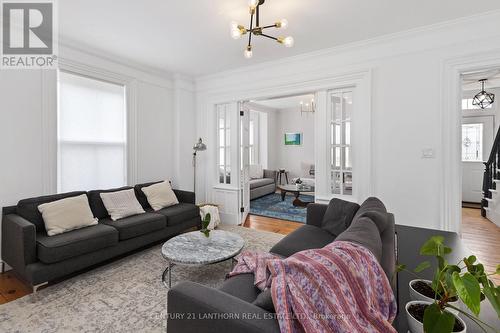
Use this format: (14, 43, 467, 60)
(239, 102, 251, 223)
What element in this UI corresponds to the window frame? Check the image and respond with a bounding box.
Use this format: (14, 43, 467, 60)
(217, 104, 231, 184)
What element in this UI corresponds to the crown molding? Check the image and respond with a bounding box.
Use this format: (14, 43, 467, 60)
(196, 9, 500, 88)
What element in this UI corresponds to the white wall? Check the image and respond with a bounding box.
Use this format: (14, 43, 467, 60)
(0, 45, 192, 264)
(195, 11, 500, 231)
(267, 108, 315, 180)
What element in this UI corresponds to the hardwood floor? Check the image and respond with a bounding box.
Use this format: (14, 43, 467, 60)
(243, 214, 302, 235)
(0, 209, 498, 305)
(461, 208, 500, 285)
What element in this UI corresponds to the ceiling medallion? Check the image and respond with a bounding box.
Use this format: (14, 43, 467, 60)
(230, 0, 294, 59)
(472, 79, 495, 109)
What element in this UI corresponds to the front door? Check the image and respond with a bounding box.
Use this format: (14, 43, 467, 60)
(462, 116, 495, 203)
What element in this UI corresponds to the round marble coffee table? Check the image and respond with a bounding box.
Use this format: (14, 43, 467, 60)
(161, 230, 245, 288)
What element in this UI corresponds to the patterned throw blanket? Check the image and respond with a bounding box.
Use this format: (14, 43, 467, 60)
(229, 241, 397, 333)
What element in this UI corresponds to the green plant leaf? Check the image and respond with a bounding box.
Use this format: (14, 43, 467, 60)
(452, 272, 481, 316)
(467, 255, 477, 264)
(438, 256, 448, 271)
(414, 261, 431, 273)
(420, 236, 444, 256)
(395, 264, 406, 272)
(483, 281, 500, 319)
(496, 264, 500, 275)
(423, 303, 455, 333)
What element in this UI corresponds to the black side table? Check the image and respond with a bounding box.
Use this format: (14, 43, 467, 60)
(276, 169, 289, 185)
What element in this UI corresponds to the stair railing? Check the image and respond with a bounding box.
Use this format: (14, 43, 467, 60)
(481, 126, 500, 216)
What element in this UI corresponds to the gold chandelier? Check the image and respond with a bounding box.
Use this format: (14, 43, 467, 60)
(230, 0, 294, 59)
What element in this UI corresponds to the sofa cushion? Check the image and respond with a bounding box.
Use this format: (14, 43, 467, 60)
(88, 186, 133, 219)
(17, 191, 87, 231)
(249, 178, 274, 189)
(220, 273, 260, 303)
(100, 213, 166, 240)
(252, 289, 275, 313)
(37, 194, 99, 236)
(270, 224, 336, 258)
(141, 181, 179, 211)
(154, 203, 200, 227)
(321, 198, 360, 236)
(134, 181, 163, 209)
(36, 224, 118, 264)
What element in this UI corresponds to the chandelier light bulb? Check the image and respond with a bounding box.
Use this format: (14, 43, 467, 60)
(230, 21, 239, 30)
(248, 0, 258, 10)
(231, 28, 242, 39)
(276, 19, 288, 29)
(244, 46, 253, 59)
(283, 36, 294, 47)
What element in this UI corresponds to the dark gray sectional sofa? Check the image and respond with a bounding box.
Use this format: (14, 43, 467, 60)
(1, 181, 201, 292)
(167, 197, 396, 333)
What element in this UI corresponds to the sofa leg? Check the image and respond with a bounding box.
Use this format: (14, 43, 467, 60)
(31, 282, 48, 302)
(0, 261, 5, 274)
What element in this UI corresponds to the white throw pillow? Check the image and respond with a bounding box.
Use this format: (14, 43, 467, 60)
(38, 194, 98, 236)
(249, 164, 264, 179)
(100, 189, 145, 221)
(141, 181, 179, 211)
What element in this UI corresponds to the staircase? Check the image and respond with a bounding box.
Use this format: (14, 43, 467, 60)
(481, 129, 500, 226)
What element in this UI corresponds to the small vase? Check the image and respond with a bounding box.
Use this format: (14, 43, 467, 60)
(405, 301, 466, 333)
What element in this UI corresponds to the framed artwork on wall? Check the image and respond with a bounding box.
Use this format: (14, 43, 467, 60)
(284, 132, 302, 146)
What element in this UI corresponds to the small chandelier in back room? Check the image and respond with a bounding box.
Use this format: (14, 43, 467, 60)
(472, 79, 495, 109)
(230, 0, 294, 59)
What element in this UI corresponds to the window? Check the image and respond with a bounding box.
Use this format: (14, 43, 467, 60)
(462, 98, 493, 110)
(58, 71, 127, 192)
(462, 123, 483, 162)
(218, 105, 231, 184)
(329, 90, 353, 195)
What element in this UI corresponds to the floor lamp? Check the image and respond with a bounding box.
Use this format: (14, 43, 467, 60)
(193, 138, 207, 193)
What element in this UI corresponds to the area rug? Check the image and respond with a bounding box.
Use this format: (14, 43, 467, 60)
(250, 193, 314, 223)
(0, 225, 283, 333)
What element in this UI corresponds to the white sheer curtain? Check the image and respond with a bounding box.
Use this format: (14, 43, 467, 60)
(58, 71, 127, 192)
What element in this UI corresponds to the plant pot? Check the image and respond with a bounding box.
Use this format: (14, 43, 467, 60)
(406, 301, 466, 333)
(409, 279, 459, 314)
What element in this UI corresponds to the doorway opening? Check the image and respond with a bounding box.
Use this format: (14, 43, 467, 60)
(242, 93, 317, 224)
(460, 68, 500, 229)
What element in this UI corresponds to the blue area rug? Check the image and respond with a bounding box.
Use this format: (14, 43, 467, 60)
(250, 193, 314, 223)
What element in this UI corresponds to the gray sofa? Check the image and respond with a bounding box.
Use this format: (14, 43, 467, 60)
(250, 169, 277, 200)
(1, 181, 201, 293)
(167, 197, 396, 333)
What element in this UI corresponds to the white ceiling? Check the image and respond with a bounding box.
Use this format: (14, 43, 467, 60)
(463, 69, 500, 90)
(252, 94, 315, 110)
(59, 0, 500, 76)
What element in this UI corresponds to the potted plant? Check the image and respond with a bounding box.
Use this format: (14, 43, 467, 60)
(200, 213, 211, 238)
(396, 235, 500, 333)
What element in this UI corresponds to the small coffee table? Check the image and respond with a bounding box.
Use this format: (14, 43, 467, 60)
(161, 230, 245, 288)
(278, 184, 315, 207)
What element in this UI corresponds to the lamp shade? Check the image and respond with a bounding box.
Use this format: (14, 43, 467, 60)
(193, 138, 207, 151)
